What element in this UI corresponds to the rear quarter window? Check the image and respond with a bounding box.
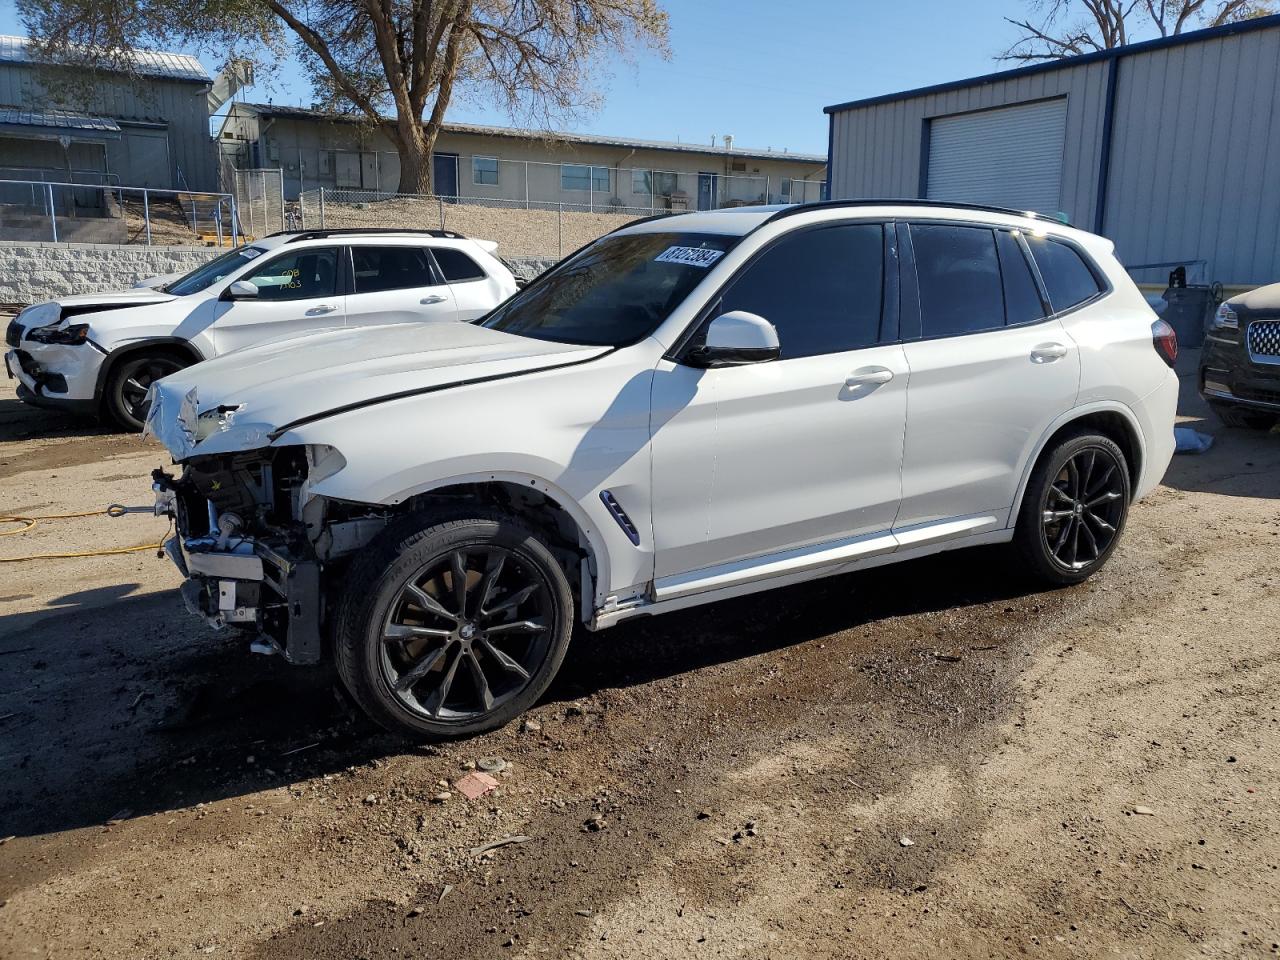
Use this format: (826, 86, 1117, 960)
(1027, 236, 1104, 313)
(433, 248, 488, 282)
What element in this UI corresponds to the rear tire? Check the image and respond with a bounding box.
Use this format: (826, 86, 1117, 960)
(335, 509, 573, 740)
(1013, 429, 1131, 587)
(104, 351, 188, 431)
(1209, 401, 1277, 431)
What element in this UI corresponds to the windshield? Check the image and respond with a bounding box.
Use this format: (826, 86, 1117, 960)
(164, 245, 268, 296)
(480, 232, 740, 346)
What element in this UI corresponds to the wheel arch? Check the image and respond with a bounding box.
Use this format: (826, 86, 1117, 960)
(1011, 402, 1146, 524)
(93, 337, 206, 407)
(393, 472, 613, 626)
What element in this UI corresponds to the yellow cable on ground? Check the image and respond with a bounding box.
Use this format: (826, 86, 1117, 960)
(0, 508, 164, 562)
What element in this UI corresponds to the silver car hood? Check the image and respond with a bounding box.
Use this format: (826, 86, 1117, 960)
(144, 321, 609, 459)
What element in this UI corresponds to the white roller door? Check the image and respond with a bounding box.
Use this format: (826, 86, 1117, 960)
(926, 98, 1067, 214)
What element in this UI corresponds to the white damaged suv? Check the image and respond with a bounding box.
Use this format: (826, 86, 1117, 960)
(141, 201, 1179, 739)
(5, 229, 517, 429)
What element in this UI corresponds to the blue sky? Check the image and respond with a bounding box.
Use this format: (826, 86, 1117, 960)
(1, 0, 1047, 154)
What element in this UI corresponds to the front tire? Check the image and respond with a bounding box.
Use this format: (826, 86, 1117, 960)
(105, 352, 187, 431)
(1209, 401, 1277, 431)
(335, 510, 574, 740)
(1014, 430, 1131, 587)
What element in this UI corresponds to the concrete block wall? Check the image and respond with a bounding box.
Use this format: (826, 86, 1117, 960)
(0, 241, 221, 305)
(0, 241, 557, 307)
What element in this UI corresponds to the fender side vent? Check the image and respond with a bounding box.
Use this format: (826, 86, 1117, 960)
(599, 490, 641, 546)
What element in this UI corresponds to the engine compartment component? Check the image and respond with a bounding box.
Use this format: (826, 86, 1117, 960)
(153, 445, 390, 665)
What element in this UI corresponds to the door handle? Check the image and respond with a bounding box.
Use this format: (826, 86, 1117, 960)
(845, 367, 895, 386)
(309, 304, 338, 314)
(420, 294, 448, 305)
(1030, 342, 1068, 363)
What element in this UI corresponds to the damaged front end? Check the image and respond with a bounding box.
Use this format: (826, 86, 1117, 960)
(153, 443, 388, 664)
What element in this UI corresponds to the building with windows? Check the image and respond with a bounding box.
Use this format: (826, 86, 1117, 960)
(217, 102, 828, 210)
(823, 14, 1280, 291)
(0, 35, 215, 190)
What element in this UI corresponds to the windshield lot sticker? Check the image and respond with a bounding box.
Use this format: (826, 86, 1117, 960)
(655, 246, 725, 268)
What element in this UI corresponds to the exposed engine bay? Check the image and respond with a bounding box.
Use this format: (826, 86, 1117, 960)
(154, 444, 391, 664)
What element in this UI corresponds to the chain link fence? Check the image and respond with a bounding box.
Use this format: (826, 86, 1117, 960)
(300, 189, 654, 258)
(231, 168, 287, 239)
(0, 179, 237, 246)
(299, 182, 826, 259)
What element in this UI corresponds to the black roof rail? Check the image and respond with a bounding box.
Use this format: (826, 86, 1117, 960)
(265, 228, 468, 242)
(763, 199, 1073, 228)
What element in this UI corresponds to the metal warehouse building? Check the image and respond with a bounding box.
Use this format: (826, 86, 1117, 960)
(0, 35, 215, 191)
(824, 14, 1280, 291)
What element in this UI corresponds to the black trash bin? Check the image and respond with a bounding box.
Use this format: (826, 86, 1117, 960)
(1160, 267, 1217, 349)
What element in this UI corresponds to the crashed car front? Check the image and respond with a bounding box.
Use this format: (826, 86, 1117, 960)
(139, 317, 617, 665)
(144, 378, 386, 664)
(149, 443, 346, 663)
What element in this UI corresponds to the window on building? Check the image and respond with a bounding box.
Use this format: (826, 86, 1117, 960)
(715, 224, 884, 359)
(562, 163, 610, 192)
(996, 230, 1046, 326)
(631, 168, 650, 195)
(1025, 235, 1103, 313)
(780, 178, 792, 200)
(472, 156, 499, 186)
(244, 248, 339, 301)
(432, 247, 487, 282)
(351, 246, 437, 294)
(910, 224, 1004, 338)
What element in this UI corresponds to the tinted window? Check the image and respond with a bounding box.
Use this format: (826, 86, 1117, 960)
(716, 224, 883, 360)
(1027, 236, 1102, 312)
(482, 232, 738, 346)
(243, 248, 338, 301)
(433, 248, 487, 282)
(351, 246, 436, 294)
(911, 225, 1004, 338)
(165, 244, 266, 296)
(997, 230, 1046, 325)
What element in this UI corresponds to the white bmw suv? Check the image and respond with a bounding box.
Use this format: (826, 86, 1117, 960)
(140, 201, 1179, 739)
(5, 229, 517, 430)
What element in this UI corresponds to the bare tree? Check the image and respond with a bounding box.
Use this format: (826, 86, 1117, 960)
(17, 0, 670, 194)
(1002, 0, 1273, 61)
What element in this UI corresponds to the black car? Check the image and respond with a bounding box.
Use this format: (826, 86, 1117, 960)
(1199, 282, 1280, 430)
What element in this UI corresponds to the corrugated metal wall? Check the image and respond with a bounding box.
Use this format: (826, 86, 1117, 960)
(1105, 27, 1280, 286)
(0, 63, 215, 191)
(827, 22, 1280, 287)
(828, 60, 1109, 227)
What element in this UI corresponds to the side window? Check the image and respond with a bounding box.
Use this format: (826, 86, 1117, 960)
(1026, 236, 1103, 313)
(910, 224, 1004, 338)
(433, 248, 487, 282)
(351, 246, 436, 294)
(715, 223, 884, 360)
(997, 230, 1046, 326)
(243, 248, 338, 301)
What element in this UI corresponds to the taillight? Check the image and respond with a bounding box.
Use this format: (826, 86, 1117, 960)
(1152, 318, 1178, 368)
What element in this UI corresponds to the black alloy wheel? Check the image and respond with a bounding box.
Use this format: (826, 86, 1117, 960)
(380, 546, 554, 722)
(108, 354, 185, 430)
(1015, 429, 1131, 587)
(1040, 446, 1126, 572)
(336, 511, 574, 739)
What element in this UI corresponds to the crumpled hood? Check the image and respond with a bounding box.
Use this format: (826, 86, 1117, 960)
(144, 320, 609, 459)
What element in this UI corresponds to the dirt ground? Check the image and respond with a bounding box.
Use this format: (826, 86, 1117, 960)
(0, 348, 1277, 960)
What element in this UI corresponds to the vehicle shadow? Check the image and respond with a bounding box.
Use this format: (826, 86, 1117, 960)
(0, 395, 117, 444)
(0, 546, 1038, 840)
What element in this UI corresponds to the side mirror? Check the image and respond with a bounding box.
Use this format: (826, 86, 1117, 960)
(688, 310, 780, 367)
(225, 280, 259, 300)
